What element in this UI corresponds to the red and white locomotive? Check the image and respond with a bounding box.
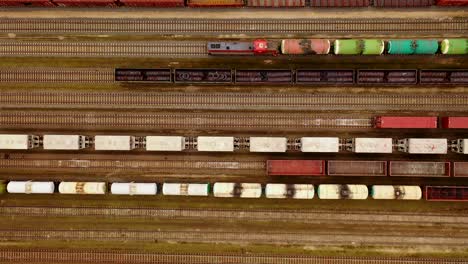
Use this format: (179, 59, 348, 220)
(207, 39, 279, 56)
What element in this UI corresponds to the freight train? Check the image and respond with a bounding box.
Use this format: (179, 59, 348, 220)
(2, 181, 467, 201)
(1, 134, 467, 154)
(0, 0, 464, 7)
(207, 39, 467, 56)
(115, 68, 468, 85)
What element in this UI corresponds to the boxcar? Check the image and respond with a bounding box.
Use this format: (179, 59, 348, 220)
(0, 0, 55, 6)
(425, 186, 468, 201)
(119, 0, 184, 6)
(43, 135, 90, 150)
(145, 136, 186, 151)
(347, 138, 393, 153)
(389, 161, 450, 177)
(317, 184, 368, 200)
(374, 116, 438, 128)
(310, 0, 370, 7)
(250, 137, 287, 152)
(327, 160, 387, 176)
(397, 138, 447, 154)
(247, 0, 305, 7)
(267, 160, 326, 176)
(0, 134, 40, 150)
(197, 136, 234, 152)
(454, 162, 468, 177)
(436, 0, 468, 6)
(300, 137, 339, 152)
(371, 185, 422, 200)
(374, 0, 434, 7)
(441, 117, 468, 128)
(94, 135, 136, 151)
(187, 0, 244, 7)
(53, 0, 117, 6)
(265, 184, 314, 199)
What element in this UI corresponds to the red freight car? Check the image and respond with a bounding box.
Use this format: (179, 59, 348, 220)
(187, 0, 244, 7)
(247, 0, 305, 6)
(53, 0, 117, 6)
(374, 0, 434, 7)
(267, 160, 325, 176)
(119, 0, 184, 6)
(0, 0, 55, 6)
(436, 0, 468, 6)
(327, 160, 387, 176)
(389, 161, 450, 177)
(454, 162, 468, 177)
(310, 0, 370, 6)
(426, 186, 468, 201)
(441, 117, 468, 129)
(374, 116, 438, 129)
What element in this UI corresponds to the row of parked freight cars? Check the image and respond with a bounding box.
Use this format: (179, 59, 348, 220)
(1, 134, 467, 154)
(1, 181, 466, 201)
(115, 68, 468, 85)
(208, 39, 467, 56)
(0, 0, 464, 7)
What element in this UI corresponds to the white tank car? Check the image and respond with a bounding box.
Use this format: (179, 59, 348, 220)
(249, 137, 287, 152)
(371, 185, 422, 200)
(59, 182, 106, 194)
(145, 136, 185, 151)
(213, 183, 262, 198)
(197, 136, 234, 152)
(317, 184, 368, 200)
(111, 182, 157, 195)
(300, 137, 339, 153)
(265, 184, 314, 199)
(350, 138, 393, 153)
(43, 135, 89, 150)
(398, 138, 447, 154)
(94, 135, 136, 151)
(7, 181, 55, 194)
(0, 134, 40, 150)
(162, 183, 209, 196)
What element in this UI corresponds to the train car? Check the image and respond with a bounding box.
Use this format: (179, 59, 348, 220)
(249, 137, 287, 152)
(53, 0, 117, 6)
(265, 184, 314, 199)
(374, 0, 434, 7)
(327, 160, 387, 176)
(162, 183, 210, 196)
(145, 136, 185, 151)
(441, 117, 468, 128)
(389, 161, 451, 177)
(371, 185, 422, 200)
(213, 183, 262, 198)
(0, 134, 40, 150)
(425, 186, 468, 201)
(119, 0, 184, 6)
(187, 0, 244, 6)
(450, 139, 467, 154)
(436, 0, 468, 6)
(267, 160, 325, 176)
(7, 181, 55, 194)
(281, 39, 330, 55)
(334, 39, 384, 55)
(454, 162, 468, 177)
(207, 40, 279, 56)
(94, 135, 137, 151)
(58, 182, 107, 194)
(373, 116, 438, 129)
(440, 39, 467, 55)
(197, 136, 234, 152)
(300, 137, 339, 152)
(387, 40, 438, 55)
(0, 181, 5, 194)
(317, 184, 368, 200)
(357, 69, 418, 85)
(346, 138, 393, 153)
(0, 0, 55, 6)
(111, 182, 157, 195)
(397, 138, 447, 154)
(246, 0, 305, 7)
(309, 0, 370, 6)
(43, 135, 90, 150)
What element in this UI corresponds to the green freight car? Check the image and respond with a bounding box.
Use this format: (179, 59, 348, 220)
(334, 39, 384, 55)
(441, 39, 467, 55)
(388, 39, 438, 55)
(0, 181, 6, 194)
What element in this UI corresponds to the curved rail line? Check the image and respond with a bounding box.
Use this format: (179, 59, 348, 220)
(0, 18, 466, 34)
(0, 249, 465, 264)
(0, 41, 207, 57)
(0, 111, 373, 130)
(1, 206, 467, 225)
(0, 92, 467, 111)
(1, 229, 467, 246)
(0, 68, 114, 83)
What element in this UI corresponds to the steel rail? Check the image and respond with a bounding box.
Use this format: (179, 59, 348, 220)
(0, 18, 466, 34)
(0, 92, 466, 111)
(0, 68, 115, 83)
(0, 249, 465, 264)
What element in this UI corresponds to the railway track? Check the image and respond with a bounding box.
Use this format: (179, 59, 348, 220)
(0, 41, 207, 57)
(0, 68, 114, 83)
(0, 18, 466, 35)
(1, 206, 467, 225)
(0, 111, 373, 131)
(1, 250, 465, 264)
(1, 92, 467, 111)
(1, 229, 467, 246)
